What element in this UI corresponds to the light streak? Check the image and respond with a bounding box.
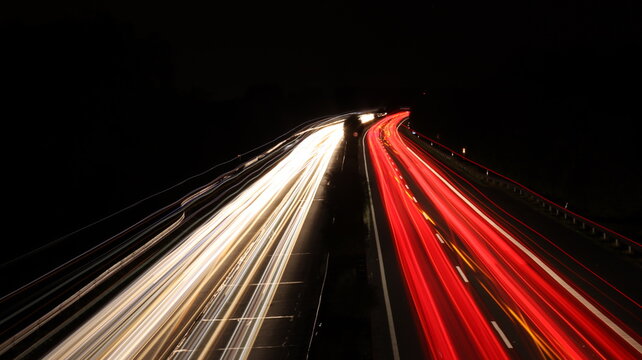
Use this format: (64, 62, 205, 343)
(367, 112, 642, 359)
(359, 113, 375, 124)
(43, 122, 344, 360)
(366, 112, 510, 359)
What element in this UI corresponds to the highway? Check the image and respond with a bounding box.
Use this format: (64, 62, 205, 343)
(0, 114, 347, 359)
(2, 109, 640, 359)
(363, 112, 642, 359)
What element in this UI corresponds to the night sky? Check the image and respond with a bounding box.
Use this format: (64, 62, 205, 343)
(2, 0, 641, 267)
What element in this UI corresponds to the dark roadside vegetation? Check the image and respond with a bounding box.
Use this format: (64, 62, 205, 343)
(407, 83, 641, 243)
(401, 0, 641, 242)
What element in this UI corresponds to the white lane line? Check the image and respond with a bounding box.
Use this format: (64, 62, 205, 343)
(412, 196, 418, 203)
(220, 281, 303, 288)
(435, 233, 446, 244)
(404, 184, 409, 189)
(362, 128, 401, 360)
(306, 253, 330, 360)
(491, 321, 513, 349)
(405, 145, 642, 354)
(455, 266, 469, 283)
(251, 281, 303, 285)
(217, 345, 291, 351)
(202, 315, 293, 322)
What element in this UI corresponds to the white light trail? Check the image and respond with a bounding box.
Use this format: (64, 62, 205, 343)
(359, 113, 375, 124)
(44, 122, 344, 360)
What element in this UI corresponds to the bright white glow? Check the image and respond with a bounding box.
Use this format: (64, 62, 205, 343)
(44, 123, 344, 360)
(359, 113, 375, 124)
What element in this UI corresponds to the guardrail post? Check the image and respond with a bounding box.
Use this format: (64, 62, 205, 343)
(591, 227, 595, 235)
(572, 217, 576, 225)
(626, 245, 633, 254)
(603, 232, 607, 240)
(614, 238, 620, 247)
(581, 222, 585, 230)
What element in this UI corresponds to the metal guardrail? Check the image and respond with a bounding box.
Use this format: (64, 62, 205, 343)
(402, 123, 642, 257)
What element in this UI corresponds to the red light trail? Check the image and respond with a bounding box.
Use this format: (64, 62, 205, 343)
(366, 112, 642, 359)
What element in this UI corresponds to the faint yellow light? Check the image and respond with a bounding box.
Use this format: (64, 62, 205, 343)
(421, 210, 436, 225)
